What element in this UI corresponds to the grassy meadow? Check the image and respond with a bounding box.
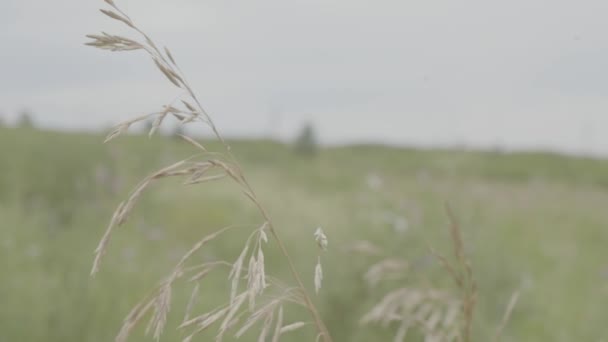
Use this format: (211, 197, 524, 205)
(1, 126, 607, 341)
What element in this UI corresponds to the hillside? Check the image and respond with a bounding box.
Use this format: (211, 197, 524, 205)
(1, 127, 607, 341)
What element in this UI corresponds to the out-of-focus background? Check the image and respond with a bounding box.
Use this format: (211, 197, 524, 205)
(1, 0, 608, 341)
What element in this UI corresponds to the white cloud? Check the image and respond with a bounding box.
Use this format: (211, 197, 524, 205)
(1, 0, 608, 156)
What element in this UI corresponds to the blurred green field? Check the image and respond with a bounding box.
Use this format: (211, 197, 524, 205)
(1, 126, 607, 342)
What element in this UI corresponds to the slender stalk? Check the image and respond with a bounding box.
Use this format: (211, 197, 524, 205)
(251, 194, 333, 342)
(175, 47, 334, 342)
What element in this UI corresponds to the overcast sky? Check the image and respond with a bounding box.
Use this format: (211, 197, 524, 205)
(1, 0, 608, 155)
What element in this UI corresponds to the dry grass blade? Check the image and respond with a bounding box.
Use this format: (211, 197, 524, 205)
(152, 58, 182, 87)
(104, 124, 129, 143)
(146, 283, 171, 340)
(115, 292, 157, 342)
(234, 308, 267, 338)
(217, 291, 248, 341)
(184, 174, 226, 185)
(394, 321, 409, 342)
(279, 321, 308, 334)
(182, 162, 213, 181)
(100, 8, 133, 27)
(234, 311, 264, 338)
(148, 111, 167, 137)
(258, 311, 274, 342)
(181, 306, 231, 342)
(271, 306, 284, 342)
(176, 225, 238, 269)
(183, 283, 200, 323)
(209, 159, 245, 185)
(91, 200, 125, 275)
(102, 112, 157, 143)
(364, 258, 409, 287)
(494, 291, 519, 341)
(164, 46, 176, 65)
(188, 267, 214, 282)
(179, 134, 207, 152)
(179, 307, 224, 330)
(234, 296, 283, 338)
(229, 242, 250, 304)
(181, 100, 197, 113)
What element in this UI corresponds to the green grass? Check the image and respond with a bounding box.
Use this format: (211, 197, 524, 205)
(1, 126, 607, 341)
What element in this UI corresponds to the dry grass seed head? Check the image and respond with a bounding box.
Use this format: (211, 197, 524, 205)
(152, 58, 182, 88)
(229, 242, 250, 304)
(233, 292, 292, 339)
(279, 321, 308, 334)
(361, 288, 460, 342)
(183, 283, 200, 323)
(181, 306, 231, 342)
(115, 297, 156, 342)
(99, 9, 133, 27)
(85, 33, 141, 51)
(343, 240, 383, 256)
(314, 257, 323, 294)
(258, 310, 274, 342)
(164, 46, 176, 65)
(146, 282, 172, 341)
(179, 134, 207, 152)
(217, 291, 248, 341)
(314, 227, 328, 251)
(271, 306, 284, 342)
(91, 159, 210, 275)
(89, 1, 334, 340)
(364, 258, 409, 287)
